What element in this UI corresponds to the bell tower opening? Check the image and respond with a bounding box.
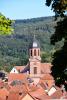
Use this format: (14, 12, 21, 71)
(30, 49, 32, 56)
(34, 49, 36, 56)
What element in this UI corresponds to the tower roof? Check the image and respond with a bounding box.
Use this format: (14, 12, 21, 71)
(29, 35, 40, 48)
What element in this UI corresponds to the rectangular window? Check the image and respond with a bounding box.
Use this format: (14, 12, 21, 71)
(34, 67, 37, 74)
(38, 49, 39, 56)
(34, 49, 36, 56)
(30, 50, 32, 56)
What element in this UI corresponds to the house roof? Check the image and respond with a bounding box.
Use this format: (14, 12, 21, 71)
(0, 97, 4, 100)
(4, 83, 12, 91)
(15, 66, 26, 72)
(50, 89, 63, 99)
(40, 74, 54, 80)
(35, 93, 51, 100)
(30, 87, 51, 100)
(7, 92, 19, 100)
(29, 84, 39, 92)
(21, 93, 35, 100)
(8, 73, 27, 82)
(9, 83, 30, 93)
(0, 88, 9, 99)
(0, 79, 4, 88)
(30, 87, 46, 97)
(41, 63, 52, 74)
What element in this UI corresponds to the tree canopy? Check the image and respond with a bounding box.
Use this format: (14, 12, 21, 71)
(46, 0, 67, 17)
(46, 0, 67, 90)
(0, 13, 13, 35)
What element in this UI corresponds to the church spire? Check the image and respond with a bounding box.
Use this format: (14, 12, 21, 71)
(29, 34, 40, 48)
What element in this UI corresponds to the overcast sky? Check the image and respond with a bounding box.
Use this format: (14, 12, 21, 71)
(0, 0, 54, 19)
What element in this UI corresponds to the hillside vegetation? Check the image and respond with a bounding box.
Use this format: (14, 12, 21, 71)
(0, 16, 62, 72)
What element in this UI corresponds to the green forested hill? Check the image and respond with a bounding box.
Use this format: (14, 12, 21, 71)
(0, 16, 61, 71)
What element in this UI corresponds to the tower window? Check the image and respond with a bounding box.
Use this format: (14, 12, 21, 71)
(38, 49, 40, 56)
(30, 50, 32, 56)
(34, 49, 36, 56)
(34, 67, 37, 74)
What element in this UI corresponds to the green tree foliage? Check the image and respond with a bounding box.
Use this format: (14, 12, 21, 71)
(41, 51, 52, 62)
(0, 17, 58, 72)
(46, 0, 67, 17)
(46, 0, 67, 90)
(0, 13, 13, 34)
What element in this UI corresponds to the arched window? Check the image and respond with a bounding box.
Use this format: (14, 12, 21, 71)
(34, 49, 36, 56)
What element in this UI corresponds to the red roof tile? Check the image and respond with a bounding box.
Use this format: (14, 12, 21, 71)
(20, 93, 36, 100)
(35, 93, 51, 100)
(0, 88, 9, 99)
(0, 79, 4, 88)
(15, 66, 26, 72)
(30, 87, 46, 97)
(9, 83, 30, 94)
(50, 89, 63, 99)
(30, 87, 51, 100)
(7, 92, 19, 100)
(8, 73, 27, 82)
(41, 74, 54, 80)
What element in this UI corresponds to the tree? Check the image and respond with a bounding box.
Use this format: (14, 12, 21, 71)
(46, 0, 67, 90)
(0, 13, 13, 35)
(46, 0, 67, 17)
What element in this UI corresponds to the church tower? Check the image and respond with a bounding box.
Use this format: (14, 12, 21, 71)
(29, 35, 41, 77)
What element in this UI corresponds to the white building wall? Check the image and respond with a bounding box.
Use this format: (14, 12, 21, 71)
(10, 68, 18, 73)
(48, 86, 57, 96)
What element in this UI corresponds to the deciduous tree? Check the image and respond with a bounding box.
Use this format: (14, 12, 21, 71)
(46, 0, 67, 90)
(0, 13, 13, 35)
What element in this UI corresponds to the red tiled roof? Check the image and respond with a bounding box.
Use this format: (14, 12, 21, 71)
(29, 84, 39, 92)
(41, 63, 52, 74)
(39, 79, 55, 90)
(30, 87, 51, 100)
(9, 83, 30, 93)
(50, 88, 63, 99)
(0, 79, 4, 88)
(30, 87, 46, 97)
(35, 93, 51, 100)
(4, 83, 12, 91)
(41, 74, 54, 80)
(15, 66, 26, 72)
(20, 93, 36, 100)
(0, 97, 4, 100)
(0, 88, 9, 99)
(8, 73, 27, 82)
(7, 92, 19, 100)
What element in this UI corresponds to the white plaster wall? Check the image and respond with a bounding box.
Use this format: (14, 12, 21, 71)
(48, 86, 57, 96)
(10, 68, 18, 73)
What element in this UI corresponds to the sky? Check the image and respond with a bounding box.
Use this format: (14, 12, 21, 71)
(0, 0, 54, 20)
